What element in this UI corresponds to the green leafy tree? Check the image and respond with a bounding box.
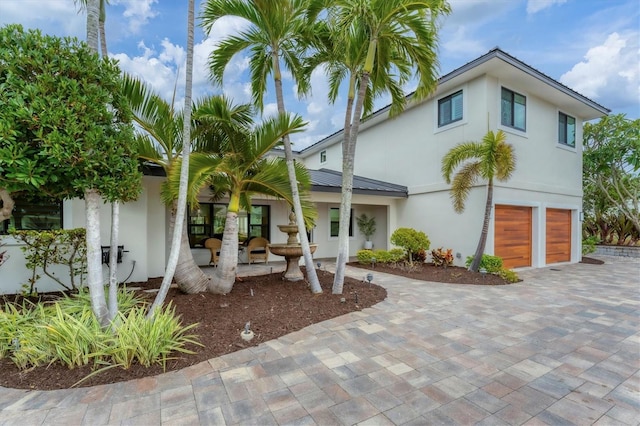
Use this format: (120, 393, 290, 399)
(305, 0, 451, 293)
(200, 0, 323, 294)
(165, 113, 316, 294)
(442, 130, 516, 272)
(583, 114, 640, 235)
(390, 227, 431, 265)
(0, 24, 141, 326)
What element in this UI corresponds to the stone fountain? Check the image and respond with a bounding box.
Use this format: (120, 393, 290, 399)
(268, 212, 318, 281)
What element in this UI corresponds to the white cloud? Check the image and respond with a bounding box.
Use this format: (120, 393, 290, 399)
(526, 0, 567, 14)
(262, 103, 279, 119)
(0, 0, 84, 38)
(112, 0, 158, 33)
(560, 32, 639, 110)
(442, 26, 486, 57)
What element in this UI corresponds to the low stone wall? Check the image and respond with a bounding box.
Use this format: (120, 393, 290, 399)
(594, 245, 640, 258)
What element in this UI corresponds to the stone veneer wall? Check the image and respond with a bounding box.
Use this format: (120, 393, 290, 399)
(594, 245, 640, 258)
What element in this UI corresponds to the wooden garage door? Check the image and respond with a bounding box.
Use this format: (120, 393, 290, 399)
(546, 209, 572, 264)
(495, 205, 532, 269)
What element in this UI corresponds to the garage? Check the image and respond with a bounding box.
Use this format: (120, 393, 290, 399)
(494, 205, 532, 269)
(546, 208, 572, 264)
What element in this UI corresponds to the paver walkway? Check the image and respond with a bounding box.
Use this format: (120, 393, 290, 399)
(0, 256, 638, 425)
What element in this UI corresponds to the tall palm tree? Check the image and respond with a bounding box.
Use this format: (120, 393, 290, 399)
(123, 75, 253, 294)
(75, 0, 110, 57)
(200, 0, 323, 294)
(148, 0, 195, 316)
(306, 0, 450, 293)
(164, 113, 316, 294)
(84, 0, 110, 327)
(441, 130, 516, 272)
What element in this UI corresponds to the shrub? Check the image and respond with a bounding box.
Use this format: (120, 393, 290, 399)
(431, 248, 454, 267)
(1, 289, 199, 372)
(357, 249, 405, 265)
(390, 228, 430, 264)
(465, 254, 503, 273)
(412, 249, 427, 263)
(582, 236, 598, 255)
(498, 268, 520, 283)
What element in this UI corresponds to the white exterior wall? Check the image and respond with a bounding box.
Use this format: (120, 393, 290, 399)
(301, 73, 586, 268)
(1, 177, 167, 294)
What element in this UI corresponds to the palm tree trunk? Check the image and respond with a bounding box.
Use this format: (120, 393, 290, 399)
(271, 51, 322, 293)
(107, 201, 119, 321)
(0, 188, 15, 223)
(209, 210, 239, 294)
(148, 0, 194, 318)
(332, 72, 370, 294)
(85, 188, 110, 327)
(470, 179, 493, 272)
(160, 202, 209, 294)
(332, 75, 357, 292)
(86, 0, 99, 52)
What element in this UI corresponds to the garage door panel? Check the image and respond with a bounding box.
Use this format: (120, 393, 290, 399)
(495, 205, 532, 269)
(546, 209, 571, 264)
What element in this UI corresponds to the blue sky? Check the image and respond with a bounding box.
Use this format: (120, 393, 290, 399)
(1, 0, 638, 150)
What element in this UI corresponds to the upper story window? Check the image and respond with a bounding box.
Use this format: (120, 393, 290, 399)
(320, 150, 327, 163)
(501, 87, 526, 131)
(558, 112, 576, 148)
(329, 207, 353, 238)
(438, 90, 463, 127)
(1, 196, 63, 234)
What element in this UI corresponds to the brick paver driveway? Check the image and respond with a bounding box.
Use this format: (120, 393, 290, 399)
(0, 256, 638, 425)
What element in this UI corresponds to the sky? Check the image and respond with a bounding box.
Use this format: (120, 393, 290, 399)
(1, 0, 638, 150)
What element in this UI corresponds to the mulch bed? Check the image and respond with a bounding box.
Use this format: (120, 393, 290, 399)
(580, 256, 605, 265)
(0, 269, 386, 391)
(347, 261, 517, 285)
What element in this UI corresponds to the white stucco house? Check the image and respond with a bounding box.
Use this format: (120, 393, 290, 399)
(0, 48, 608, 294)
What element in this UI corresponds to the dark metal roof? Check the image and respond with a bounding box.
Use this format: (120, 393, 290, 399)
(310, 168, 407, 197)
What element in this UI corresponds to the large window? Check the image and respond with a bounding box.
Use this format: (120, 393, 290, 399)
(558, 112, 576, 147)
(329, 207, 353, 238)
(501, 87, 526, 131)
(438, 90, 463, 127)
(187, 203, 270, 247)
(1, 196, 62, 234)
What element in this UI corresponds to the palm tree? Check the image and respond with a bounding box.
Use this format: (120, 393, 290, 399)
(306, 0, 450, 293)
(441, 130, 516, 272)
(75, 0, 110, 57)
(123, 75, 253, 294)
(148, 0, 195, 316)
(83, 0, 110, 327)
(164, 113, 316, 294)
(200, 0, 323, 294)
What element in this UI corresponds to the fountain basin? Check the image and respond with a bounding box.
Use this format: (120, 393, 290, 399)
(268, 243, 318, 281)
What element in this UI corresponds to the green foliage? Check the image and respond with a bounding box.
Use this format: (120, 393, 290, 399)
(412, 249, 427, 263)
(356, 214, 376, 240)
(390, 228, 430, 264)
(356, 248, 405, 264)
(109, 304, 199, 369)
(11, 229, 87, 293)
(583, 114, 640, 235)
(431, 248, 454, 267)
(0, 24, 141, 204)
(582, 236, 599, 255)
(1, 289, 198, 372)
(465, 254, 503, 273)
(498, 268, 520, 283)
(583, 212, 639, 246)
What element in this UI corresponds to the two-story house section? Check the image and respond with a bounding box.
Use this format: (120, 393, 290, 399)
(299, 48, 609, 269)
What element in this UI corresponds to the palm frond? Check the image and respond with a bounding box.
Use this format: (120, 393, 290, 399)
(450, 161, 482, 213)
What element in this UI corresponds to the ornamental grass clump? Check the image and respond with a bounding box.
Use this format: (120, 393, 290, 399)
(0, 289, 199, 373)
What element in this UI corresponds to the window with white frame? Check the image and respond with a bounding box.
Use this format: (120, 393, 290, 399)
(558, 112, 576, 147)
(501, 87, 526, 131)
(438, 90, 463, 127)
(329, 207, 352, 237)
(320, 150, 327, 163)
